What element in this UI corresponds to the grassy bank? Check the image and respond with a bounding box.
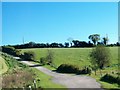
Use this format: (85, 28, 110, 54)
(0, 56, 8, 74)
(1, 52, 65, 88)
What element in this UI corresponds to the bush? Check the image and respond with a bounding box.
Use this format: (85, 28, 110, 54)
(90, 45, 110, 69)
(2, 46, 15, 55)
(23, 51, 35, 61)
(40, 57, 47, 65)
(15, 49, 22, 56)
(2, 46, 22, 56)
(57, 64, 79, 73)
(2, 70, 35, 88)
(79, 67, 92, 75)
(2, 46, 21, 56)
(39, 50, 54, 66)
(100, 74, 120, 85)
(46, 50, 54, 65)
(57, 64, 91, 74)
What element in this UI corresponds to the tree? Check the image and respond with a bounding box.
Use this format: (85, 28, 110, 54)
(103, 36, 109, 45)
(50, 42, 59, 48)
(64, 42, 69, 48)
(67, 37, 73, 47)
(116, 42, 120, 46)
(88, 41, 94, 47)
(58, 43, 64, 48)
(40, 57, 47, 65)
(72, 40, 80, 47)
(90, 45, 110, 76)
(40, 50, 54, 66)
(88, 34, 100, 45)
(28, 42, 36, 48)
(46, 49, 54, 65)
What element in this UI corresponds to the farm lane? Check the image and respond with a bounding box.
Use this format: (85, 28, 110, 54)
(20, 60, 103, 89)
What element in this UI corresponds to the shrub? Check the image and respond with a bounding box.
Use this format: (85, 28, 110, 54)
(79, 67, 92, 75)
(23, 51, 35, 61)
(100, 74, 120, 85)
(57, 64, 91, 74)
(15, 49, 22, 56)
(90, 45, 110, 76)
(46, 50, 54, 65)
(2, 46, 15, 54)
(2, 69, 35, 88)
(57, 64, 79, 73)
(2, 46, 22, 56)
(90, 45, 110, 69)
(39, 50, 54, 66)
(40, 57, 47, 65)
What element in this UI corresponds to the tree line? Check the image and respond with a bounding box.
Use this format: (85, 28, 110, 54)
(2, 34, 120, 49)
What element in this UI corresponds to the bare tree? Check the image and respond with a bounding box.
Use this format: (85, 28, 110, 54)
(67, 37, 73, 47)
(102, 35, 109, 45)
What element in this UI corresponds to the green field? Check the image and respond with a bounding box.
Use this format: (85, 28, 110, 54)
(21, 47, 118, 68)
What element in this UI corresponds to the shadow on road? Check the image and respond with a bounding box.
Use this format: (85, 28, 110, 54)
(29, 64, 43, 67)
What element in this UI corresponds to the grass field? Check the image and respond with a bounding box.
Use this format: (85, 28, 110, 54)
(21, 47, 118, 68)
(0, 56, 8, 74)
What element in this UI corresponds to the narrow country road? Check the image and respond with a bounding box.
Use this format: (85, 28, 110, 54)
(20, 60, 103, 89)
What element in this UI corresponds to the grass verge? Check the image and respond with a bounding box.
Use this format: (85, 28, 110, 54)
(32, 68, 66, 88)
(90, 69, 119, 89)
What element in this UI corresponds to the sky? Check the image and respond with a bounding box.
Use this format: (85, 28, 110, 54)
(2, 2, 118, 45)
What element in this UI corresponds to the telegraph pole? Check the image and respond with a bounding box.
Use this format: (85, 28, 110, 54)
(23, 36, 24, 44)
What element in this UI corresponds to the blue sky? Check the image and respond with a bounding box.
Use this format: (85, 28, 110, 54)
(2, 2, 118, 45)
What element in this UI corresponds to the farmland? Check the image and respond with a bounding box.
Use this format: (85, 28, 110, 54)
(20, 47, 118, 69)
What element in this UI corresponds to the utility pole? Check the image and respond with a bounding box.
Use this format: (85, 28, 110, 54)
(23, 36, 24, 44)
(106, 34, 108, 38)
(106, 34, 108, 45)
